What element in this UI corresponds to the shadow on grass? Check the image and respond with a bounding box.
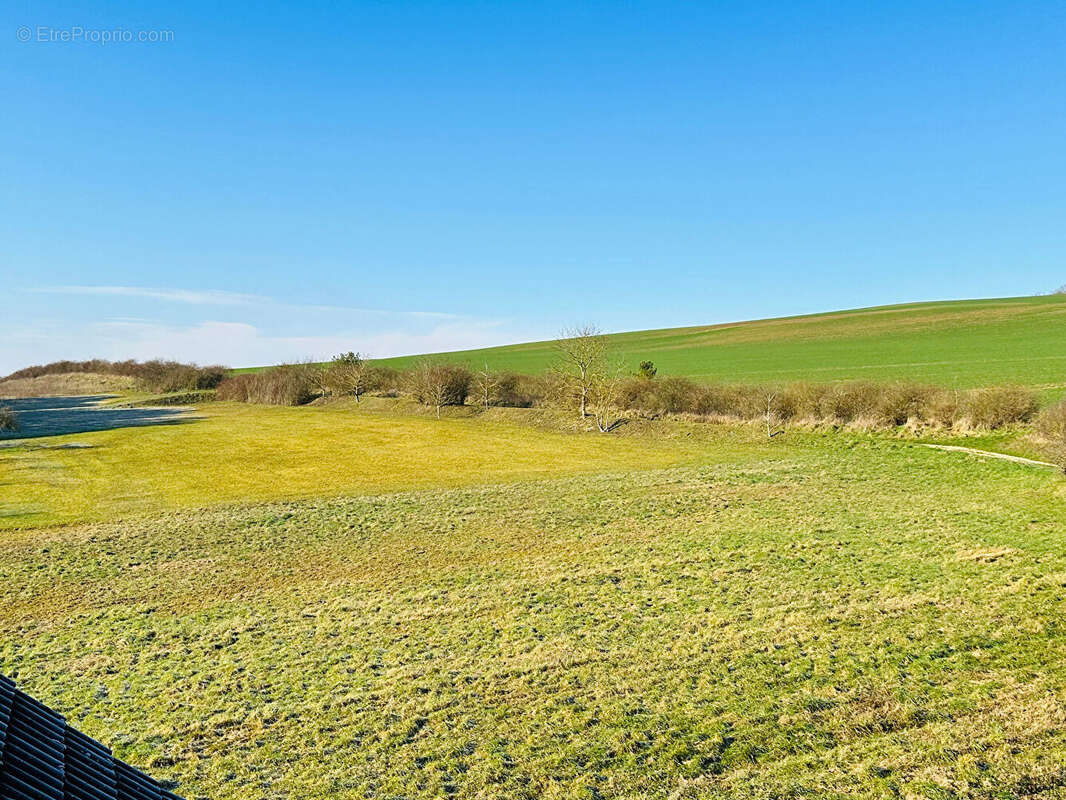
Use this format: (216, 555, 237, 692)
(0, 395, 199, 440)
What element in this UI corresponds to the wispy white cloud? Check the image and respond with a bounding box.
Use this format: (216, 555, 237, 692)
(2, 285, 538, 374)
(90, 318, 514, 365)
(1, 317, 521, 373)
(27, 285, 265, 306)
(25, 285, 463, 320)
(3, 319, 544, 377)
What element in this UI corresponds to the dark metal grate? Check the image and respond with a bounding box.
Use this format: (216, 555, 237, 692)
(63, 727, 118, 800)
(0, 674, 183, 800)
(0, 674, 14, 767)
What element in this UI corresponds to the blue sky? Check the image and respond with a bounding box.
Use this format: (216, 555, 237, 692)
(3, 1, 1065, 372)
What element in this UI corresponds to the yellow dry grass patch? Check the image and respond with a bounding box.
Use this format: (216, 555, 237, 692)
(956, 546, 1017, 563)
(0, 401, 712, 529)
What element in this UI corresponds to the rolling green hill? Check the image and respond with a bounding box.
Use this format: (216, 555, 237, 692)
(376, 295, 1066, 389)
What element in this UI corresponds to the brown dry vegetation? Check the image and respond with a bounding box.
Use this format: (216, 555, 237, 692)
(405, 363, 472, 415)
(617, 378, 1038, 431)
(2, 359, 227, 393)
(216, 364, 318, 406)
(1036, 400, 1066, 470)
(219, 362, 1040, 433)
(0, 372, 139, 398)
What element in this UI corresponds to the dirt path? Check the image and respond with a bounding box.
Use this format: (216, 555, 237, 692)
(921, 443, 1061, 470)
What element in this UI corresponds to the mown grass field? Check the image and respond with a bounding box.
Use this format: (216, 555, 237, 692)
(0, 401, 715, 530)
(3, 420, 1066, 799)
(375, 295, 1066, 390)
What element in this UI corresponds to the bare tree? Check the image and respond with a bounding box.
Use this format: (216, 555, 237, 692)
(409, 362, 472, 419)
(555, 325, 607, 419)
(424, 373, 449, 420)
(328, 352, 373, 402)
(587, 362, 628, 433)
(310, 363, 334, 399)
(764, 392, 786, 439)
(472, 364, 500, 408)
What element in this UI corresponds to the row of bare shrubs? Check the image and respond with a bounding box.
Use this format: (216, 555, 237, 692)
(1, 359, 228, 393)
(215, 361, 533, 410)
(216, 362, 476, 411)
(216, 364, 320, 406)
(215, 359, 1040, 431)
(615, 377, 1038, 429)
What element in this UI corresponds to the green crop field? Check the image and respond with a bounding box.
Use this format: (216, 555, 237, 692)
(375, 295, 1066, 390)
(3, 409, 1066, 799)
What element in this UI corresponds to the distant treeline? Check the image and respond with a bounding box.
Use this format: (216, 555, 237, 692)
(2, 359, 228, 393)
(7, 353, 1046, 432)
(215, 356, 1042, 431)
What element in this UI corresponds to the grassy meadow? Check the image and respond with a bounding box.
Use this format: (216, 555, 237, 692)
(4, 294, 1066, 798)
(3, 420, 1066, 798)
(374, 295, 1066, 390)
(0, 401, 715, 530)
